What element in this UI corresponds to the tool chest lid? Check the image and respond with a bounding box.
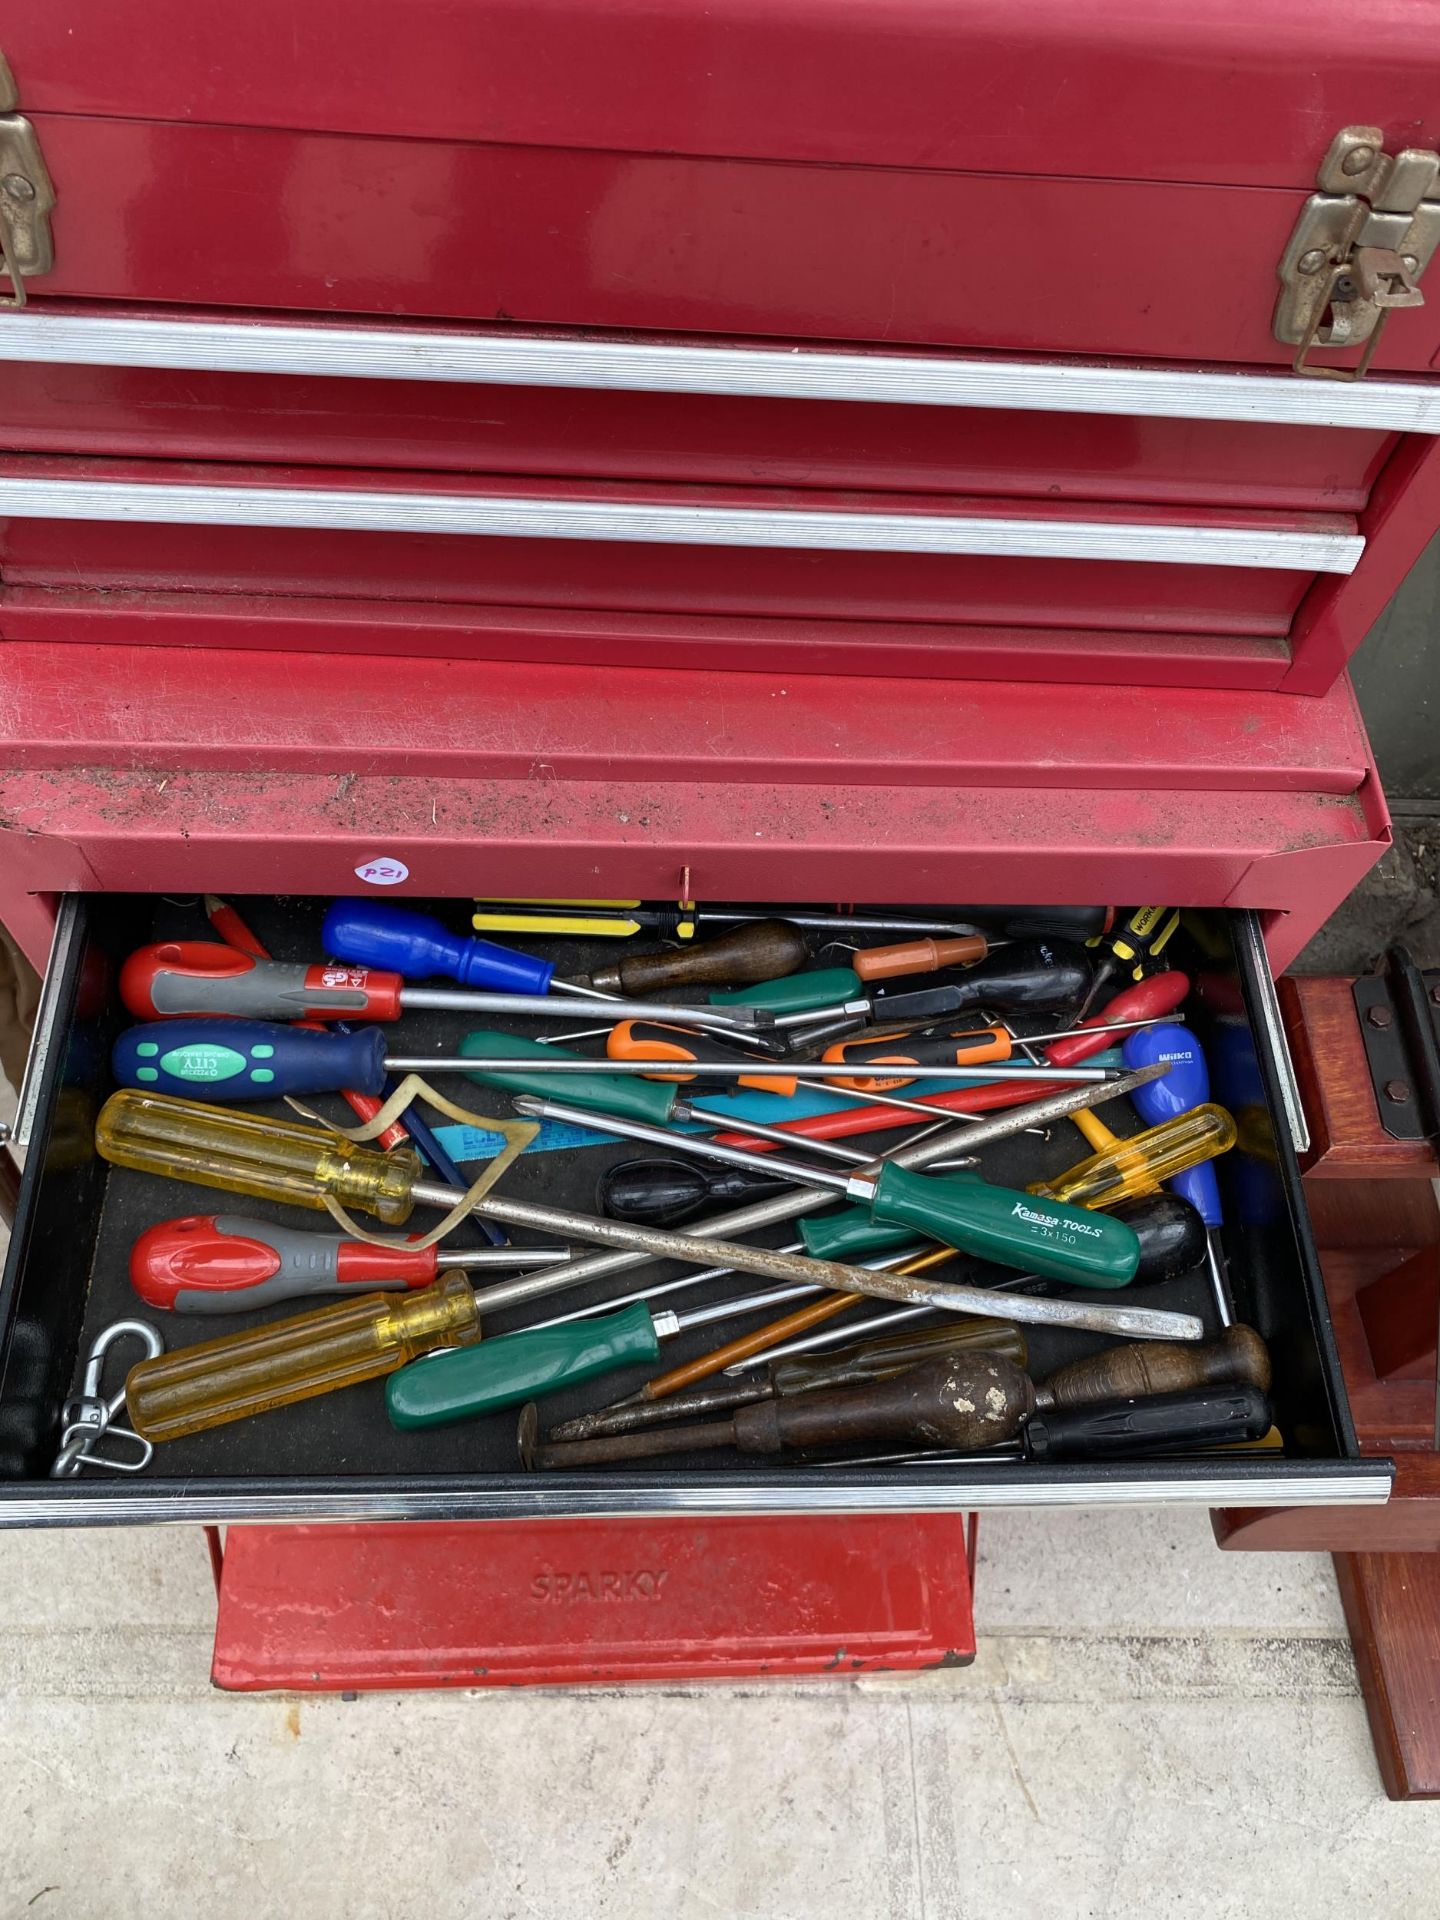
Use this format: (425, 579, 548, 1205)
(8, 0, 1439, 187)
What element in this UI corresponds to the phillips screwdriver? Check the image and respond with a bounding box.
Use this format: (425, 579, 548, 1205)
(112, 1018, 1112, 1107)
(710, 939, 1094, 1026)
(470, 902, 1113, 942)
(720, 1191, 1208, 1372)
(1122, 1024, 1236, 1328)
(1029, 1104, 1235, 1208)
(546, 1320, 1265, 1444)
(320, 899, 605, 1000)
(96, 1091, 1200, 1341)
(708, 973, 1191, 1155)
(1079, 907, 1182, 1019)
(128, 1213, 573, 1313)
(813, 1384, 1274, 1467)
(385, 1249, 954, 1430)
(513, 1094, 1144, 1288)
(520, 1351, 1038, 1468)
(125, 1271, 482, 1441)
(119, 942, 775, 1036)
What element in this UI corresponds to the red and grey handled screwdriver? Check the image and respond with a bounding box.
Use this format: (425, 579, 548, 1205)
(119, 942, 776, 1037)
(130, 1214, 573, 1313)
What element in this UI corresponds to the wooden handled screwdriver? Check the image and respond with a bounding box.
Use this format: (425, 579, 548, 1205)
(520, 1351, 1037, 1468)
(545, 1324, 1269, 1444)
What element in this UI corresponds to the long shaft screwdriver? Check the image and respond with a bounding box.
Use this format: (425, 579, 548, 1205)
(111, 1018, 1115, 1105)
(514, 1094, 1143, 1288)
(708, 974, 1190, 1155)
(439, 1063, 1181, 1315)
(120, 943, 775, 1036)
(95, 1090, 1202, 1342)
(385, 1250, 956, 1430)
(320, 899, 611, 1001)
(471, 901, 1113, 943)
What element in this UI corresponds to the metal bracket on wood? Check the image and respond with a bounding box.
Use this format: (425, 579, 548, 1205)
(1353, 945, 1440, 1145)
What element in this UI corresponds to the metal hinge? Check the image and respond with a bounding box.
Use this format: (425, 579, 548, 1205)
(1353, 946, 1440, 1148)
(1275, 126, 1440, 380)
(0, 51, 53, 307)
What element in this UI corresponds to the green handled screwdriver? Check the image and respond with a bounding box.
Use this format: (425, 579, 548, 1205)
(385, 1248, 945, 1430)
(513, 1094, 1142, 1289)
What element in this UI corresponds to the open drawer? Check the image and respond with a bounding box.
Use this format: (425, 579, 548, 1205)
(0, 891, 1393, 1525)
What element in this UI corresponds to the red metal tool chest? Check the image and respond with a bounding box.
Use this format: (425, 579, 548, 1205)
(1, 0, 1434, 1681)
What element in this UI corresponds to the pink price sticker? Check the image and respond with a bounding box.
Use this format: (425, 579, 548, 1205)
(354, 856, 409, 887)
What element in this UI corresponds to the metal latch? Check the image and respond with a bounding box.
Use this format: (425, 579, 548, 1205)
(1275, 126, 1440, 380)
(0, 51, 54, 307)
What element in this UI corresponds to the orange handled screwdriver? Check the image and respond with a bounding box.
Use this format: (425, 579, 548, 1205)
(819, 1021, 1014, 1090)
(607, 1020, 801, 1095)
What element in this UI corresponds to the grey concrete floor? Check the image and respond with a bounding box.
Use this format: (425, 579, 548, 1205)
(3, 1511, 1439, 1918)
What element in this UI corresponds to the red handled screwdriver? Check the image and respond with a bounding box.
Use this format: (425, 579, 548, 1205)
(711, 974, 1191, 1153)
(130, 1214, 573, 1314)
(119, 943, 776, 1038)
(204, 895, 408, 1150)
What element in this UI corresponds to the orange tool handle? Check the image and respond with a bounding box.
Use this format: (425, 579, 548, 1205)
(205, 895, 410, 1151)
(606, 1020, 799, 1096)
(818, 1022, 1012, 1090)
(851, 935, 989, 981)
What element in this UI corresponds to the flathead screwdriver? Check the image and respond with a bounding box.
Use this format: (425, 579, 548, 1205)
(120, 942, 774, 1036)
(515, 1094, 1143, 1288)
(112, 1018, 1113, 1106)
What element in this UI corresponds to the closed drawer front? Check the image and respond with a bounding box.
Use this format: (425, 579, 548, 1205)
(0, 892, 1391, 1526)
(0, 312, 1434, 692)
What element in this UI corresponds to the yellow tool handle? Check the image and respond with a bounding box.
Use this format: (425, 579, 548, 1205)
(125, 1273, 480, 1441)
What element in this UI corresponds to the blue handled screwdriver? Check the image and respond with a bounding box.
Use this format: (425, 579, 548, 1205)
(1121, 1023, 1235, 1327)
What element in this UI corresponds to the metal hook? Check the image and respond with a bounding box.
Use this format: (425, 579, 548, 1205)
(50, 1319, 164, 1478)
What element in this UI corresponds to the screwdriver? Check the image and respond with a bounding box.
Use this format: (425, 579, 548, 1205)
(720, 1191, 1208, 1371)
(471, 901, 1114, 943)
(128, 1213, 573, 1313)
(384, 1249, 954, 1430)
(520, 1351, 1038, 1468)
(513, 1093, 1144, 1288)
(1121, 1024, 1236, 1328)
(710, 939, 1094, 1025)
(111, 1019, 1111, 1106)
(1028, 1104, 1236, 1208)
(320, 899, 603, 1000)
(593, 1150, 970, 1227)
(96, 1091, 1200, 1341)
(125, 1271, 482, 1441)
(545, 1318, 1030, 1440)
(813, 1384, 1274, 1467)
(706, 972, 1191, 1154)
(546, 1320, 1266, 1443)
(1079, 907, 1182, 1019)
(574, 922, 812, 997)
(119, 942, 777, 1037)
(600, 1017, 1112, 1109)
